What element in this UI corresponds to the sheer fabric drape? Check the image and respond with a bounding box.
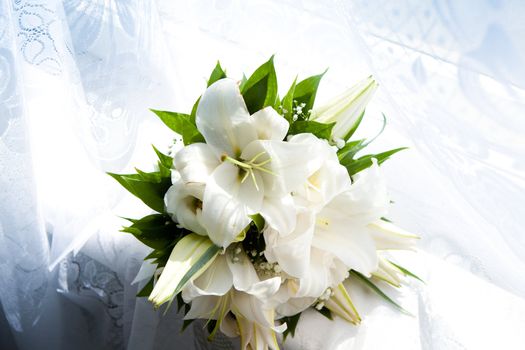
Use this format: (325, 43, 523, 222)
(1, 0, 524, 349)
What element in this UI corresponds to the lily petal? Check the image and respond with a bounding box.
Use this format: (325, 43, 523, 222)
(311, 76, 378, 140)
(236, 314, 281, 350)
(295, 248, 344, 298)
(372, 255, 403, 287)
(196, 78, 257, 157)
(325, 160, 389, 227)
(226, 250, 281, 299)
(165, 180, 207, 235)
(368, 220, 420, 250)
(174, 142, 220, 184)
(226, 249, 261, 291)
(259, 194, 297, 236)
(149, 234, 219, 307)
(183, 294, 222, 320)
(241, 139, 313, 197)
(312, 216, 378, 276)
(324, 283, 361, 324)
(252, 106, 289, 141)
(264, 209, 315, 278)
(232, 291, 281, 331)
(202, 162, 262, 247)
(192, 254, 233, 296)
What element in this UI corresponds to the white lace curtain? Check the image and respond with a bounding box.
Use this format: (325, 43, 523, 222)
(1, 0, 524, 349)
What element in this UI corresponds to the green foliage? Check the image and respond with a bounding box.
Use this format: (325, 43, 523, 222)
(144, 245, 175, 267)
(282, 313, 301, 341)
(108, 171, 171, 213)
(152, 145, 173, 169)
(150, 110, 205, 145)
(291, 70, 326, 116)
(208, 61, 227, 87)
(121, 214, 180, 250)
(389, 261, 425, 284)
(316, 306, 333, 320)
(241, 56, 278, 114)
(136, 276, 154, 297)
(239, 73, 248, 91)
(337, 139, 367, 165)
(350, 271, 412, 315)
(280, 77, 297, 122)
(342, 147, 407, 176)
(288, 120, 335, 140)
(190, 96, 201, 125)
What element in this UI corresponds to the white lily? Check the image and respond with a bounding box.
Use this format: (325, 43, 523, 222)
(177, 78, 316, 248)
(235, 312, 283, 350)
(310, 76, 378, 140)
(164, 176, 207, 236)
(265, 157, 390, 301)
(289, 133, 351, 212)
(181, 247, 286, 349)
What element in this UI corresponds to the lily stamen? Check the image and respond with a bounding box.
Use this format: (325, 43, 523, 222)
(221, 152, 276, 190)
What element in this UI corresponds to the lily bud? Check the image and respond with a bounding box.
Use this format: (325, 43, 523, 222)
(149, 233, 220, 307)
(310, 76, 378, 141)
(371, 256, 403, 287)
(368, 220, 420, 251)
(324, 283, 361, 325)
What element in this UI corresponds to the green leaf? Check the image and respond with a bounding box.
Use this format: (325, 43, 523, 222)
(151, 109, 205, 145)
(350, 271, 412, 315)
(282, 313, 301, 341)
(293, 70, 327, 116)
(152, 145, 173, 170)
(249, 214, 265, 232)
(241, 56, 278, 114)
(121, 214, 179, 250)
(281, 77, 297, 122)
(315, 306, 333, 320)
(337, 139, 367, 166)
(389, 261, 425, 284)
(239, 73, 248, 91)
(144, 245, 175, 266)
(108, 172, 171, 213)
(136, 276, 154, 297)
(288, 120, 335, 140)
(208, 61, 227, 87)
(344, 147, 407, 176)
(134, 168, 163, 182)
(190, 96, 201, 125)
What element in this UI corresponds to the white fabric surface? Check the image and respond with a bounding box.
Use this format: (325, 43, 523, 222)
(1, 0, 525, 349)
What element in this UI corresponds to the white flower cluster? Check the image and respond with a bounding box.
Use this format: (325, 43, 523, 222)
(151, 78, 417, 350)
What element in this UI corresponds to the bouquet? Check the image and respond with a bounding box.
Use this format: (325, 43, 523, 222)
(110, 57, 420, 350)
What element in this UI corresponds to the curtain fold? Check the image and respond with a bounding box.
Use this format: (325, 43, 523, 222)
(0, 0, 49, 333)
(1, 0, 524, 349)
